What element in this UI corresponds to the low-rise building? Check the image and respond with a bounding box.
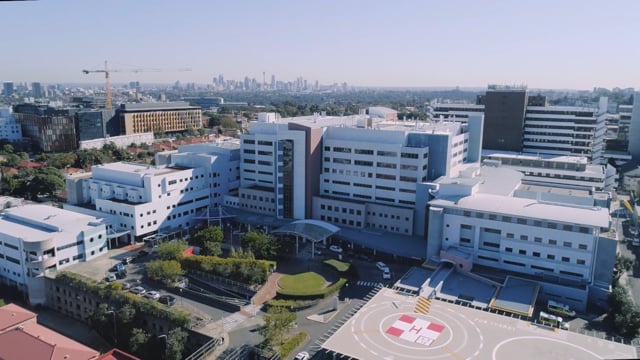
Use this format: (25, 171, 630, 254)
(0, 108, 22, 143)
(0, 205, 108, 304)
(65, 162, 209, 242)
(421, 165, 615, 311)
(0, 303, 100, 360)
(118, 102, 202, 135)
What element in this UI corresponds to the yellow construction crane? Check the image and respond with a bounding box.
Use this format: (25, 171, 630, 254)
(82, 60, 191, 108)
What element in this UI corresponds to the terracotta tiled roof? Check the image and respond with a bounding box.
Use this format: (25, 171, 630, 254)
(0, 303, 36, 332)
(95, 348, 141, 360)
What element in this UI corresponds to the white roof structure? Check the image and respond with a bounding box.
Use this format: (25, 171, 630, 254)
(0, 205, 103, 242)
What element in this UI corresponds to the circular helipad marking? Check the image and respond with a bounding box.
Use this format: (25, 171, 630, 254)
(349, 299, 484, 360)
(492, 336, 604, 360)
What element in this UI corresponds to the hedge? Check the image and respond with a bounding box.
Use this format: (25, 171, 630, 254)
(323, 259, 351, 272)
(277, 278, 347, 300)
(278, 331, 309, 359)
(55, 272, 190, 327)
(181, 255, 275, 286)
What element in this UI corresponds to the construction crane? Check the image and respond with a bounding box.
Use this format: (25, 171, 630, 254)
(82, 60, 191, 108)
(623, 191, 640, 242)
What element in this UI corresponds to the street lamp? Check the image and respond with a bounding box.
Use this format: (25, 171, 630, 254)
(158, 334, 168, 356)
(105, 310, 117, 345)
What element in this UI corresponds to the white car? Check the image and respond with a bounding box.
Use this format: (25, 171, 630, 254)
(144, 291, 161, 300)
(129, 286, 147, 295)
(382, 270, 391, 280)
(376, 262, 389, 271)
(329, 245, 343, 253)
(294, 352, 310, 360)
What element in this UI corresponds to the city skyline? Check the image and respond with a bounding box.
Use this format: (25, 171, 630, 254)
(1, 0, 639, 90)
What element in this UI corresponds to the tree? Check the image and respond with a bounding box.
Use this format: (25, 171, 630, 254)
(112, 148, 130, 161)
(157, 240, 187, 261)
(129, 328, 150, 355)
(260, 306, 296, 348)
(241, 231, 277, 259)
(146, 260, 185, 285)
(192, 226, 223, 248)
(220, 117, 238, 129)
(28, 167, 65, 199)
(614, 255, 634, 276)
(76, 149, 104, 168)
(165, 327, 188, 360)
(2, 144, 14, 154)
(197, 128, 206, 137)
(202, 241, 222, 257)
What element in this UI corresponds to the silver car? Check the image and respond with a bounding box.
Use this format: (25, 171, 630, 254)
(130, 286, 147, 295)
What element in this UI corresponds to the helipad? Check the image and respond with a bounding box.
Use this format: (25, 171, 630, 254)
(321, 288, 637, 359)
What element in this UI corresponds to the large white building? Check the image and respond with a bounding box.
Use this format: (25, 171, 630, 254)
(66, 162, 210, 241)
(0, 205, 108, 305)
(231, 112, 483, 239)
(421, 165, 615, 311)
(0, 108, 22, 142)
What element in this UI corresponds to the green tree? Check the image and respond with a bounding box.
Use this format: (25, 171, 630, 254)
(202, 241, 222, 256)
(28, 167, 65, 199)
(241, 231, 277, 259)
(112, 148, 130, 161)
(192, 226, 223, 247)
(615, 255, 634, 277)
(165, 327, 188, 360)
(2, 144, 14, 154)
(220, 117, 238, 129)
(129, 328, 150, 355)
(76, 149, 105, 168)
(260, 306, 296, 348)
(197, 128, 207, 137)
(157, 240, 188, 261)
(146, 260, 185, 285)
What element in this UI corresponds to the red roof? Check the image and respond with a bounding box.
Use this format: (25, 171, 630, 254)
(95, 348, 141, 360)
(0, 303, 36, 332)
(0, 304, 99, 360)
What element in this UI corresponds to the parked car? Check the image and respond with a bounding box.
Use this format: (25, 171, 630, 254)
(294, 352, 310, 360)
(109, 263, 125, 273)
(121, 256, 135, 265)
(376, 262, 389, 271)
(329, 245, 343, 253)
(121, 279, 140, 290)
(382, 270, 391, 280)
(144, 291, 161, 300)
(105, 273, 117, 282)
(137, 249, 149, 257)
(130, 286, 147, 295)
(158, 295, 177, 306)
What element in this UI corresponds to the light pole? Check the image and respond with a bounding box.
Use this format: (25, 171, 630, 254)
(105, 310, 117, 345)
(158, 334, 168, 357)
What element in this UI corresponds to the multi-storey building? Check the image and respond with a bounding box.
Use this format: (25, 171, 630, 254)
(421, 165, 614, 311)
(12, 103, 78, 152)
(0, 204, 108, 304)
(431, 86, 608, 164)
(368, 106, 398, 121)
(230, 112, 483, 239)
(65, 162, 210, 242)
(156, 140, 241, 209)
(75, 109, 118, 142)
(118, 102, 202, 135)
(628, 92, 640, 161)
(482, 153, 617, 191)
(0, 108, 22, 142)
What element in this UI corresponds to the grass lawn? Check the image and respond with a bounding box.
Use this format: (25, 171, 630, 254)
(324, 259, 351, 272)
(278, 272, 328, 294)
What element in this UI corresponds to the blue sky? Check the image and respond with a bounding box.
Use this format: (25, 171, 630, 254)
(2, 0, 639, 89)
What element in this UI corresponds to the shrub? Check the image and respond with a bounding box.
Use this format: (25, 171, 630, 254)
(278, 331, 309, 358)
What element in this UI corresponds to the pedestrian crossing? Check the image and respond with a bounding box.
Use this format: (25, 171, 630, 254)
(356, 280, 385, 287)
(222, 312, 247, 331)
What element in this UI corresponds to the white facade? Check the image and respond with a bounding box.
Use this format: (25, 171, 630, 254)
(66, 162, 210, 240)
(368, 106, 398, 120)
(0, 108, 22, 142)
(523, 101, 607, 163)
(0, 205, 108, 305)
(628, 92, 640, 161)
(78, 132, 154, 150)
(423, 166, 615, 311)
(482, 153, 616, 191)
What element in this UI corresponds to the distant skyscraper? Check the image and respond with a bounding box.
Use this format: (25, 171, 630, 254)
(628, 92, 640, 160)
(3, 82, 14, 97)
(31, 82, 43, 98)
(481, 85, 528, 152)
(271, 74, 276, 89)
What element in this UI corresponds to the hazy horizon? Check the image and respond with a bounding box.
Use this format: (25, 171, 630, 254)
(2, 0, 639, 90)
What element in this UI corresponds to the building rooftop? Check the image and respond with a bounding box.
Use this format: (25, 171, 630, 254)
(93, 162, 188, 177)
(119, 102, 199, 111)
(0, 303, 36, 332)
(0, 205, 104, 242)
(0, 304, 99, 360)
(430, 194, 609, 228)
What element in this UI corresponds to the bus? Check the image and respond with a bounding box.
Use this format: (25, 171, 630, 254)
(547, 300, 576, 317)
(539, 311, 569, 330)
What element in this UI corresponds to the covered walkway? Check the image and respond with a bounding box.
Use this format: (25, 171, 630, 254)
(271, 219, 340, 259)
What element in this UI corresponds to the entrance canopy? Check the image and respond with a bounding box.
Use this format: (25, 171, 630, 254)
(271, 219, 340, 242)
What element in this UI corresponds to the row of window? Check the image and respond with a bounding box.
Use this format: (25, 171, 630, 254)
(476, 255, 584, 278)
(324, 146, 425, 159)
(450, 210, 595, 234)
